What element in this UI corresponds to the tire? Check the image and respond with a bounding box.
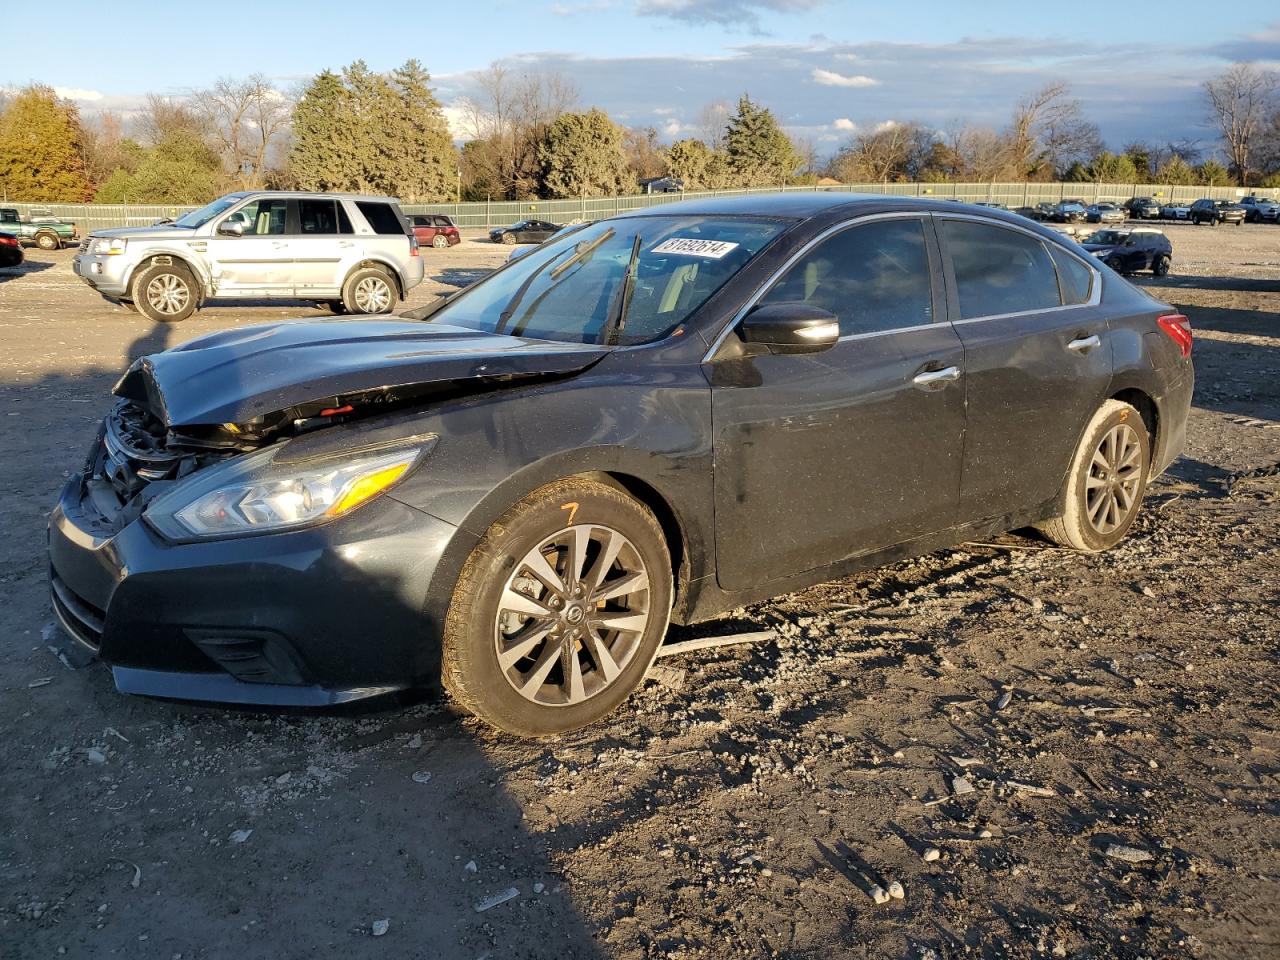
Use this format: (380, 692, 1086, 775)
(432, 234, 449, 249)
(341, 266, 396, 314)
(500, 232, 516, 245)
(442, 477, 673, 737)
(1038, 400, 1151, 553)
(132, 260, 197, 323)
(1152, 254, 1171, 277)
(325, 299, 347, 315)
(35, 231, 59, 251)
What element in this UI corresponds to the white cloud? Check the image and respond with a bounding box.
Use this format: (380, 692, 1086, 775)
(637, 0, 823, 29)
(873, 119, 899, 133)
(811, 68, 880, 88)
(832, 117, 856, 131)
(662, 118, 691, 137)
(54, 87, 105, 102)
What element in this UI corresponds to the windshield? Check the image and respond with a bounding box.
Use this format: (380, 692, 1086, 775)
(1085, 230, 1126, 245)
(1060, 203, 1085, 211)
(430, 215, 788, 345)
(172, 195, 242, 229)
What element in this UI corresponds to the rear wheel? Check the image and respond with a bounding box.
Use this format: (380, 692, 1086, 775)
(133, 260, 197, 323)
(442, 477, 672, 737)
(34, 231, 59, 251)
(1152, 254, 1171, 276)
(432, 234, 449, 249)
(341, 266, 396, 314)
(1038, 400, 1150, 553)
(325, 299, 347, 315)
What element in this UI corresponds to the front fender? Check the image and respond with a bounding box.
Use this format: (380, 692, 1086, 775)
(122, 245, 213, 297)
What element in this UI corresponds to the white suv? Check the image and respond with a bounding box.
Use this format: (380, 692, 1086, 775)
(74, 192, 425, 322)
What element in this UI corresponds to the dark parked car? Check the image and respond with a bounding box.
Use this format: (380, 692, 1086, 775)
(1190, 198, 1245, 226)
(1029, 202, 1058, 221)
(489, 219, 561, 244)
(0, 231, 23, 268)
(1086, 203, 1125, 224)
(1080, 228, 1172, 276)
(1124, 197, 1162, 220)
(411, 214, 461, 249)
(48, 194, 1194, 736)
(1051, 201, 1087, 223)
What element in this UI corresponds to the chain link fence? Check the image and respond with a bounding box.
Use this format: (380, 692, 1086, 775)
(6, 182, 1275, 233)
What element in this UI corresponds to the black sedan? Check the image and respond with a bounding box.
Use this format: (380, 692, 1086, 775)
(48, 194, 1194, 736)
(0, 231, 23, 268)
(1080, 228, 1173, 276)
(489, 219, 561, 244)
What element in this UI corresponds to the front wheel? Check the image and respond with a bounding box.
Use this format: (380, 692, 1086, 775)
(500, 232, 516, 245)
(341, 266, 396, 314)
(1038, 400, 1150, 552)
(35, 232, 59, 250)
(442, 477, 673, 737)
(133, 261, 197, 323)
(1152, 254, 1171, 276)
(432, 234, 450, 249)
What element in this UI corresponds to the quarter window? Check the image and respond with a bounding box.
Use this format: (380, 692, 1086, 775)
(1047, 245, 1092, 305)
(756, 218, 934, 337)
(940, 220, 1061, 319)
(356, 201, 407, 235)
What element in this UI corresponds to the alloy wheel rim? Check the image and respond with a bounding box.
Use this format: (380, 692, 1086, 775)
(354, 276, 390, 312)
(1085, 423, 1142, 535)
(495, 523, 651, 707)
(145, 274, 190, 315)
(433, 236, 448, 248)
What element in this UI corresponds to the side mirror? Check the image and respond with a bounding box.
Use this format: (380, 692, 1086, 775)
(217, 220, 245, 237)
(739, 301, 840, 354)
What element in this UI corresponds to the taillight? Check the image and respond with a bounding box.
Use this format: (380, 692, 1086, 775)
(1157, 313, 1192, 358)
(409, 235, 419, 257)
(0, 235, 18, 247)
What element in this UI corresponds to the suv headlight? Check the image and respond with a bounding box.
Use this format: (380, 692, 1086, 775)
(144, 437, 435, 541)
(92, 237, 128, 255)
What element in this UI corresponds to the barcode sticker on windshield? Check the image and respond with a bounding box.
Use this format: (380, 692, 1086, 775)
(650, 238, 740, 259)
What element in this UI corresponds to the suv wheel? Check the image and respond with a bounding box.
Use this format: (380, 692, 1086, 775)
(342, 266, 396, 314)
(432, 235, 450, 249)
(442, 477, 673, 737)
(133, 260, 197, 323)
(34, 231, 59, 251)
(1152, 254, 1171, 277)
(1038, 400, 1150, 553)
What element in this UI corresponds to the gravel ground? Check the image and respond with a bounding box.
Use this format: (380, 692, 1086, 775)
(0, 223, 1276, 960)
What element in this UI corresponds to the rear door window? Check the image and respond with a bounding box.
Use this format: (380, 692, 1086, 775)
(756, 217, 935, 337)
(356, 201, 408, 235)
(297, 198, 353, 235)
(940, 220, 1062, 319)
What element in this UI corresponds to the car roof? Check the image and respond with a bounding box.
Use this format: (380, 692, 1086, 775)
(617, 191, 1064, 222)
(228, 190, 402, 202)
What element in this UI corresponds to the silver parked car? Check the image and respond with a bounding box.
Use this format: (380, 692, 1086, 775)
(1085, 203, 1125, 224)
(73, 192, 425, 322)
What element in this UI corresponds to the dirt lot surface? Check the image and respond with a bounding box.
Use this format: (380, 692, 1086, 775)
(1, 224, 1277, 959)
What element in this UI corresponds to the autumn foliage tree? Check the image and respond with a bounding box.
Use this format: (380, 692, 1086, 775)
(0, 85, 93, 201)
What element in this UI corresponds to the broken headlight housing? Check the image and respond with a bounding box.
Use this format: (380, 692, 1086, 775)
(144, 437, 435, 541)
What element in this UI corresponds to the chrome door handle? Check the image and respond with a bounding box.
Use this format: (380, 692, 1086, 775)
(913, 365, 961, 388)
(338, 241, 354, 248)
(271, 240, 288, 249)
(1067, 334, 1101, 354)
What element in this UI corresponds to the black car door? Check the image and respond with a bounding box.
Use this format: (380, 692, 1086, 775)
(935, 216, 1112, 524)
(707, 215, 966, 591)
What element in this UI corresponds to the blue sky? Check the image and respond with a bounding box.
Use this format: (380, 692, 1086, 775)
(4, 1, 1278, 154)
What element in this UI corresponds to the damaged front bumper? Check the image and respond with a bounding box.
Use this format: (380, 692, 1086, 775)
(47, 470, 459, 706)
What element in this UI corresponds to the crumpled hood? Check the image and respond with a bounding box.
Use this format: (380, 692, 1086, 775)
(90, 225, 199, 241)
(114, 318, 609, 427)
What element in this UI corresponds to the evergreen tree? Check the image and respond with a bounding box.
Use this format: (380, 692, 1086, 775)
(1088, 151, 1138, 183)
(537, 108, 628, 197)
(385, 60, 457, 202)
(1195, 159, 1230, 185)
(723, 94, 800, 187)
(1154, 155, 1196, 185)
(0, 85, 93, 201)
(289, 69, 360, 192)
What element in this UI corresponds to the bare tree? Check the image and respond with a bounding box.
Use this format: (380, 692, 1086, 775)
(194, 75, 292, 189)
(1004, 82, 1097, 179)
(696, 100, 731, 150)
(1204, 63, 1277, 185)
(456, 64, 578, 198)
(138, 94, 209, 145)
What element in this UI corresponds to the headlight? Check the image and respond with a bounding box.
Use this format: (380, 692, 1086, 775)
(144, 438, 434, 541)
(92, 237, 127, 255)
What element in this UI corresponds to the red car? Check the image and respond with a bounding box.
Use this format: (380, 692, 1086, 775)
(410, 214, 461, 249)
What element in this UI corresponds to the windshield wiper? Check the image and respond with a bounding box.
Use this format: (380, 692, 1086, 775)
(495, 228, 616, 336)
(602, 233, 642, 346)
